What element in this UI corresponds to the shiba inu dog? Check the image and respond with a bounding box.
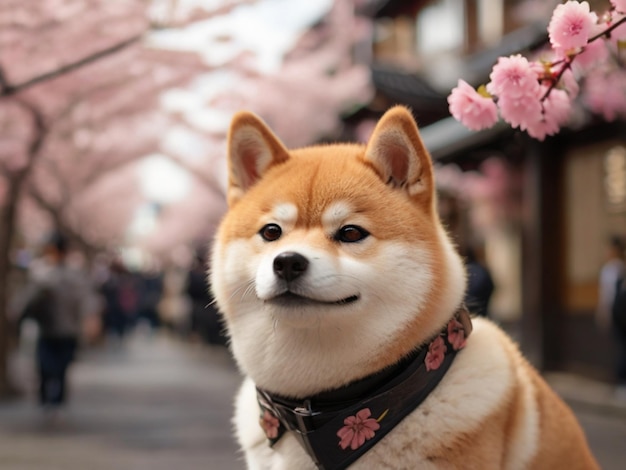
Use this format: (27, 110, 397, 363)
(210, 106, 598, 469)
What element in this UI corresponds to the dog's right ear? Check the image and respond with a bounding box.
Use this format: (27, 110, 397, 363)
(226, 111, 290, 206)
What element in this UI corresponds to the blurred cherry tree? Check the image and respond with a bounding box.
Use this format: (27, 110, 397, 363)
(0, 0, 373, 396)
(0, 0, 204, 396)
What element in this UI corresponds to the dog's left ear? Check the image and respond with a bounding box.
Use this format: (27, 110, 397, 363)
(227, 111, 290, 206)
(364, 106, 434, 206)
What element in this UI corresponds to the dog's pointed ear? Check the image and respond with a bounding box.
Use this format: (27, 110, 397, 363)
(227, 111, 290, 206)
(364, 106, 434, 206)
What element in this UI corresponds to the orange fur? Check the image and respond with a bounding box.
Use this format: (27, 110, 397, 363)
(211, 106, 599, 469)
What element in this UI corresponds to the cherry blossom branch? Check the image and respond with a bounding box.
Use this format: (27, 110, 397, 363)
(588, 12, 626, 42)
(448, 0, 626, 141)
(540, 14, 626, 100)
(0, 34, 143, 96)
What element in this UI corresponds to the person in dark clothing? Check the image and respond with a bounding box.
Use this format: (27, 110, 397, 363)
(137, 269, 163, 330)
(19, 233, 95, 409)
(462, 245, 495, 318)
(606, 236, 626, 398)
(186, 252, 226, 346)
(100, 259, 139, 338)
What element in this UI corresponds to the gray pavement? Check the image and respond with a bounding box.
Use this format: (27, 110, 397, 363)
(545, 372, 626, 470)
(1, 329, 625, 469)
(0, 330, 245, 470)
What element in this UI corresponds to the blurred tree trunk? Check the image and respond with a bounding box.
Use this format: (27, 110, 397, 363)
(0, 98, 46, 398)
(0, 185, 20, 397)
(0, 21, 146, 397)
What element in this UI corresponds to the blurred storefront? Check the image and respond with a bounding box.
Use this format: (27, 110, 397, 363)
(352, 0, 626, 381)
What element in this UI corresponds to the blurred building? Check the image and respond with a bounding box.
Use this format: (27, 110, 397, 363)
(352, 0, 626, 381)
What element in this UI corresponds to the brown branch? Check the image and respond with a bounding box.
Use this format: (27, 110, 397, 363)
(0, 97, 49, 395)
(0, 67, 8, 94)
(27, 185, 102, 255)
(588, 14, 626, 43)
(5, 97, 49, 179)
(0, 33, 144, 96)
(540, 14, 626, 102)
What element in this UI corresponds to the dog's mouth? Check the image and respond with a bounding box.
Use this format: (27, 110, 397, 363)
(266, 291, 360, 308)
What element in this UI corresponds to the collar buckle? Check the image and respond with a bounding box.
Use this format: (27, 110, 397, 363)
(293, 400, 321, 433)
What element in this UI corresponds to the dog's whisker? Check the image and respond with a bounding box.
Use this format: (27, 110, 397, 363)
(226, 280, 257, 307)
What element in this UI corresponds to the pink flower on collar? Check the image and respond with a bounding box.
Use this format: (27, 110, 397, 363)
(425, 336, 447, 371)
(337, 408, 381, 450)
(447, 318, 467, 351)
(260, 410, 280, 439)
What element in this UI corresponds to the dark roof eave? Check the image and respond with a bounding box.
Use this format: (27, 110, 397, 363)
(420, 117, 512, 162)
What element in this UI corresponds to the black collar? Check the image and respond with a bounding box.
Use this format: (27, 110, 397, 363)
(256, 307, 473, 470)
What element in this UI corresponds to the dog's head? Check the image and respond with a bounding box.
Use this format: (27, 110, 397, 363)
(210, 106, 466, 397)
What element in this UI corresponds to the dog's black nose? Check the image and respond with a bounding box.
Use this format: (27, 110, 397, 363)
(273, 251, 309, 282)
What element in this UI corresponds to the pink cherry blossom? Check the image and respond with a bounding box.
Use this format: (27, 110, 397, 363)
(543, 88, 572, 126)
(447, 1, 626, 140)
(525, 115, 560, 141)
(447, 319, 467, 350)
(425, 336, 447, 371)
(260, 410, 280, 439)
(583, 69, 626, 121)
(548, 1, 596, 52)
(487, 55, 540, 99)
(497, 91, 543, 130)
(608, 13, 626, 43)
(447, 80, 499, 131)
(573, 36, 609, 72)
(559, 68, 580, 98)
(337, 408, 381, 450)
(611, 0, 626, 13)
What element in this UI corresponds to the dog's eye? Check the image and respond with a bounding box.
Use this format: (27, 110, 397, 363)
(260, 223, 282, 242)
(335, 225, 369, 243)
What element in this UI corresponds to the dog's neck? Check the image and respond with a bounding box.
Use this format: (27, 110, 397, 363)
(256, 306, 472, 470)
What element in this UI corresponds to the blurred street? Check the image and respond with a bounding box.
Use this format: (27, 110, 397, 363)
(1, 329, 625, 470)
(0, 331, 244, 470)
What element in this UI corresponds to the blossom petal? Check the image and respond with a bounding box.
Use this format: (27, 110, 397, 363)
(355, 408, 372, 421)
(338, 428, 354, 449)
(448, 79, 499, 131)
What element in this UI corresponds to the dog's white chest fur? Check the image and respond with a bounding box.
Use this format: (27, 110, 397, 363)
(233, 319, 540, 470)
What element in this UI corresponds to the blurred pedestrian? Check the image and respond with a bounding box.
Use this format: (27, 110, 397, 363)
(596, 236, 625, 331)
(158, 263, 191, 336)
(601, 236, 626, 398)
(186, 250, 225, 346)
(462, 244, 494, 318)
(17, 233, 96, 411)
(100, 259, 139, 339)
(136, 267, 163, 331)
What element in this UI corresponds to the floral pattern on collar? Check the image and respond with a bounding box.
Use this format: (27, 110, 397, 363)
(256, 309, 472, 465)
(333, 316, 469, 451)
(425, 317, 467, 372)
